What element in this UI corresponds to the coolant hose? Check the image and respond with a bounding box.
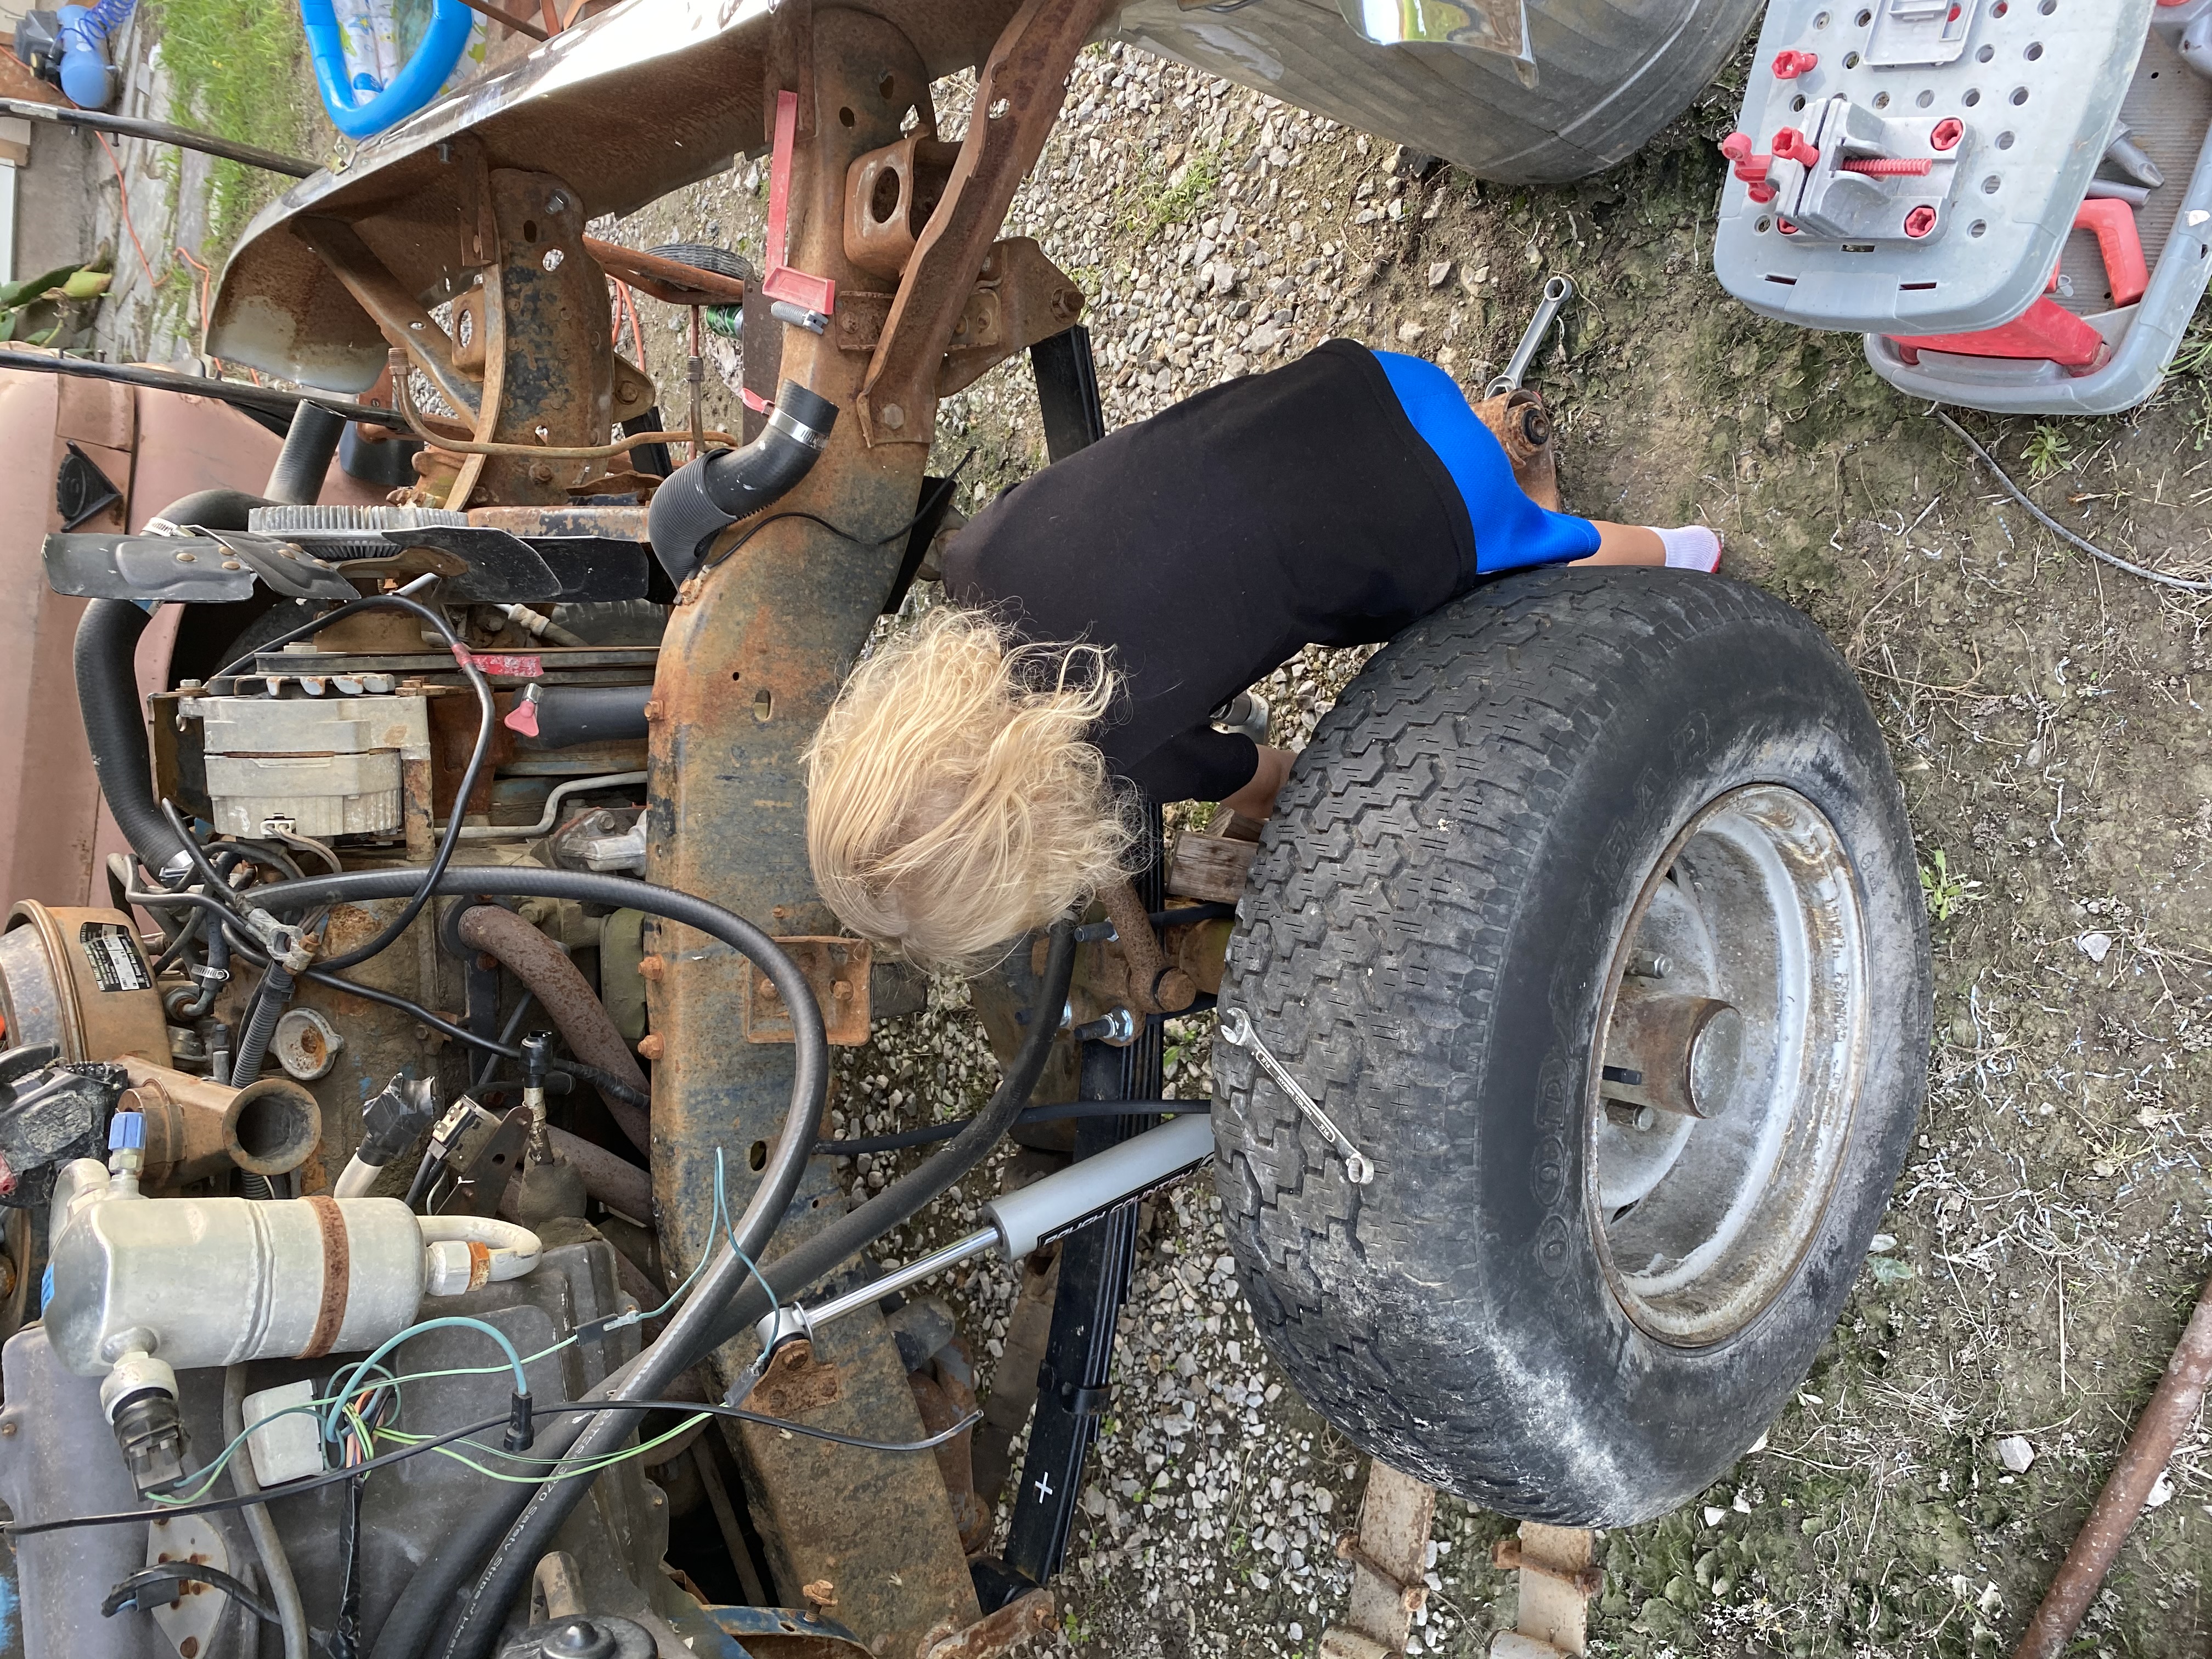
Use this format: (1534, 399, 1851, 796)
(454, 904, 649, 1154)
(645, 380, 836, 583)
(264, 401, 346, 506)
(74, 489, 270, 878)
(148, 487, 273, 532)
(429, 920, 1079, 1659)
(74, 600, 190, 874)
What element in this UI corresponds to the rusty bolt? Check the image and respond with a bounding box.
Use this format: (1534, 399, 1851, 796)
(529, 462, 556, 486)
(637, 955, 667, 981)
(174, 551, 198, 564)
(642, 700, 666, 722)
(881, 403, 905, 430)
(0, 1419, 15, 1437)
(832, 980, 854, 1001)
(637, 1034, 666, 1060)
(802, 1580, 838, 1609)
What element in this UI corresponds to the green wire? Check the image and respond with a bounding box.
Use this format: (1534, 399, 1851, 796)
(158, 1141, 777, 1500)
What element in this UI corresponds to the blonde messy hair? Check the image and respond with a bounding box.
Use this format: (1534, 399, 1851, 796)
(805, 607, 1136, 972)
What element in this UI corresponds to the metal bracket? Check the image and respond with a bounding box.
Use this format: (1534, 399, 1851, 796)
(741, 936, 872, 1046)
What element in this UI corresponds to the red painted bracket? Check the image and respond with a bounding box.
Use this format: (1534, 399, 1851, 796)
(761, 89, 837, 317)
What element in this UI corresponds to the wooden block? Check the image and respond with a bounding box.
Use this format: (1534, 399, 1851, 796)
(1166, 832, 1256, 903)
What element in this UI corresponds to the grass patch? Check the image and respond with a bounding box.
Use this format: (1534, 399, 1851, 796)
(140, 0, 318, 255)
(1127, 144, 1221, 241)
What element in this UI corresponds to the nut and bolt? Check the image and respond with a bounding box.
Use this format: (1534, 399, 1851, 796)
(637, 1035, 665, 1060)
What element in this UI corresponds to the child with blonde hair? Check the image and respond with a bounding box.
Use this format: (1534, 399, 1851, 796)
(805, 341, 1721, 971)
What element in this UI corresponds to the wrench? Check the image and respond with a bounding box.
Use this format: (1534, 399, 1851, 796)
(1485, 273, 1576, 398)
(1217, 1007, 1375, 1184)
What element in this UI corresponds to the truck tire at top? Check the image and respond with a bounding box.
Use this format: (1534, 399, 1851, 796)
(1214, 569, 1931, 1525)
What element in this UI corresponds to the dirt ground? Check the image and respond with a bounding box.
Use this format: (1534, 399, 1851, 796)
(611, 39, 2212, 1654)
(104, 21, 2208, 1655)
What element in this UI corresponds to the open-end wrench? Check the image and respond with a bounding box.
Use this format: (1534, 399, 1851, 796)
(1485, 273, 1576, 398)
(1218, 1007, 1375, 1184)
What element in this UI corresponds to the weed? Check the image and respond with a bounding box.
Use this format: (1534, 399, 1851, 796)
(1127, 145, 1220, 240)
(2021, 422, 2072, 482)
(141, 0, 317, 255)
(1918, 848, 1984, 921)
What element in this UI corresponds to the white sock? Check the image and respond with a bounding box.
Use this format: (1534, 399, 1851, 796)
(1650, 524, 1722, 573)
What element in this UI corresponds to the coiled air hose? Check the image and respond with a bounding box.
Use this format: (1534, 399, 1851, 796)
(645, 380, 836, 583)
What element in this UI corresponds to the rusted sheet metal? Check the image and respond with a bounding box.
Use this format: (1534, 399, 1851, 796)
(843, 132, 960, 279)
(644, 10, 984, 1653)
(292, 217, 484, 417)
(585, 236, 749, 307)
(856, 0, 1114, 444)
(2012, 1269, 2212, 1659)
(1319, 1462, 1436, 1659)
(938, 238, 1085, 396)
(919, 1589, 1056, 1659)
(741, 936, 872, 1046)
(467, 503, 650, 539)
(207, 0, 1024, 392)
(445, 167, 617, 508)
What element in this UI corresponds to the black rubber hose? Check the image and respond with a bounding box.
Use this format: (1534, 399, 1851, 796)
(430, 917, 1079, 1659)
(645, 380, 836, 584)
(229, 963, 292, 1087)
(692, 919, 1080, 1359)
(264, 402, 348, 506)
(149, 488, 273, 532)
(72, 489, 268, 877)
(75, 601, 190, 873)
(512, 684, 648, 750)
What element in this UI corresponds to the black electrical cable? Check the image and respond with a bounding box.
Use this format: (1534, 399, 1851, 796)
(102, 1562, 279, 1623)
(198, 594, 495, 973)
(817, 1098, 1210, 1156)
(428, 918, 1081, 1659)
(693, 448, 974, 577)
(171, 860, 826, 1659)
(11, 1398, 975, 1539)
(0, 350, 405, 429)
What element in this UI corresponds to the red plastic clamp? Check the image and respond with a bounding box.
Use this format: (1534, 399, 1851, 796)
(1720, 133, 1778, 203)
(1773, 49, 1819, 77)
(1772, 127, 1821, 168)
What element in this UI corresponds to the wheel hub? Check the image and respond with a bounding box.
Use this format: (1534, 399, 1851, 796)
(1589, 785, 1868, 1347)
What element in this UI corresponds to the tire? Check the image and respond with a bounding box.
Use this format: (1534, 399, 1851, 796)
(1214, 569, 1930, 1525)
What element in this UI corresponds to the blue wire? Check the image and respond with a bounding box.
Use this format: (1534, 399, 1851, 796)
(712, 1147, 780, 1316)
(319, 1316, 527, 1447)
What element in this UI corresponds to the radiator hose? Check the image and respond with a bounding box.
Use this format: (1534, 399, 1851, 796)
(73, 490, 272, 877)
(645, 380, 836, 583)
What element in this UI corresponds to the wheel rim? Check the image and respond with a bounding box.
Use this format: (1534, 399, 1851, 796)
(1587, 784, 1868, 1347)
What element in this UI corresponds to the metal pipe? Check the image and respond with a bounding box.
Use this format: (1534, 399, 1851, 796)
(454, 772, 645, 841)
(224, 1366, 311, 1659)
(0, 97, 315, 176)
(0, 349, 405, 428)
(2011, 1271, 2212, 1659)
